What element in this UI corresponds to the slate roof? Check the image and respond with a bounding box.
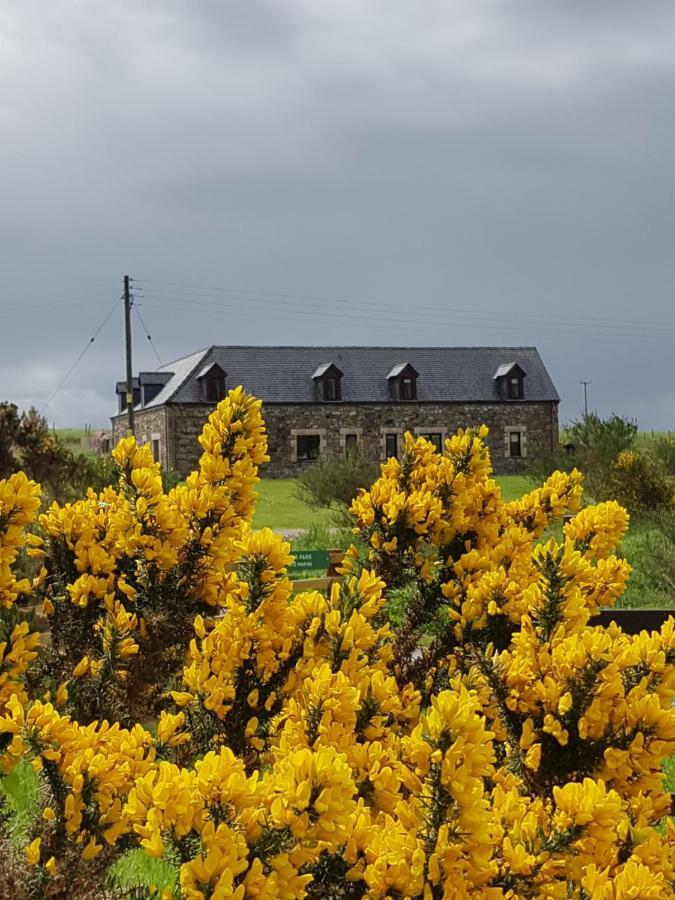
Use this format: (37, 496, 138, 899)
(138, 371, 172, 385)
(122, 346, 559, 411)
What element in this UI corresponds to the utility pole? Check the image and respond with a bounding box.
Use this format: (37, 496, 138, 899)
(580, 380, 591, 418)
(124, 275, 135, 435)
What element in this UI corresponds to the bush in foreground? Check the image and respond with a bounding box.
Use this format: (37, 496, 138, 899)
(0, 390, 673, 898)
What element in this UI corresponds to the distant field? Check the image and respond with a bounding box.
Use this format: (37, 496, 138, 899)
(253, 475, 530, 531)
(636, 430, 672, 446)
(55, 428, 87, 450)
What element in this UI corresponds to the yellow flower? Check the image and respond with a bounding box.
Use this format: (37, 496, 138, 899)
(24, 837, 41, 865)
(82, 837, 103, 861)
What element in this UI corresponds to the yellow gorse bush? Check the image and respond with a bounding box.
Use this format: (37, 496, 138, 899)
(0, 389, 672, 898)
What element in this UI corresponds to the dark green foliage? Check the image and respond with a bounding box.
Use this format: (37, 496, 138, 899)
(603, 449, 674, 515)
(566, 413, 638, 469)
(0, 403, 71, 499)
(528, 413, 637, 488)
(654, 436, 675, 476)
(0, 402, 21, 476)
(64, 453, 118, 498)
(297, 449, 381, 523)
(528, 413, 674, 516)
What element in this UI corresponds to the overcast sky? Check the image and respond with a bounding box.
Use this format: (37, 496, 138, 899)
(1, 1, 674, 430)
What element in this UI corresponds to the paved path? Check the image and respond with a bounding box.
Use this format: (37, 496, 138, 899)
(276, 528, 303, 540)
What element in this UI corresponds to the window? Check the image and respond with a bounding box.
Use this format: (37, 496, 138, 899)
(345, 433, 358, 455)
(297, 434, 321, 461)
(385, 433, 399, 459)
(387, 363, 419, 401)
(400, 377, 415, 400)
(143, 383, 164, 406)
(421, 433, 443, 452)
(151, 439, 160, 463)
(324, 377, 340, 401)
(204, 376, 226, 403)
(313, 363, 343, 402)
(119, 387, 141, 413)
(509, 431, 522, 458)
(507, 376, 523, 400)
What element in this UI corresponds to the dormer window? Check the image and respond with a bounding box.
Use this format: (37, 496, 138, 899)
(312, 363, 343, 402)
(507, 376, 523, 400)
(116, 379, 140, 413)
(493, 363, 526, 401)
(400, 376, 414, 400)
(324, 376, 339, 401)
(197, 362, 227, 403)
(139, 371, 173, 408)
(387, 363, 418, 401)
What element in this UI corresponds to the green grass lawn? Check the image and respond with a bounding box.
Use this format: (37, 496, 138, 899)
(253, 475, 530, 531)
(253, 479, 333, 530)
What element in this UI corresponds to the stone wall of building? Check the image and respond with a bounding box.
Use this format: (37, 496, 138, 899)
(261, 401, 558, 477)
(114, 400, 557, 478)
(111, 407, 169, 470)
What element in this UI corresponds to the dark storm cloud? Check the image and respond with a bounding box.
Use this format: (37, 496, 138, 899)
(0, 0, 674, 427)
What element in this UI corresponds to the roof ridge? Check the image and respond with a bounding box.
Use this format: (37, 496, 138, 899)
(157, 346, 211, 370)
(205, 344, 539, 351)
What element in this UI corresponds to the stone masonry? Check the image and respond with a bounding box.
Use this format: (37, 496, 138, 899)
(112, 400, 558, 478)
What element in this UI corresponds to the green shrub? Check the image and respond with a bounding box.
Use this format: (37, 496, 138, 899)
(296, 448, 381, 524)
(603, 450, 674, 516)
(64, 452, 119, 498)
(654, 436, 675, 476)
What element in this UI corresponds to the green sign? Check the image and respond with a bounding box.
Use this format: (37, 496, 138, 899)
(288, 550, 329, 577)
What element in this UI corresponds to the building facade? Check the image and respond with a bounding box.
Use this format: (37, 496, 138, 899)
(111, 346, 560, 477)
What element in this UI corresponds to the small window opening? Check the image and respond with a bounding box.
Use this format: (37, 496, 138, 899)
(509, 431, 522, 458)
(205, 376, 226, 403)
(421, 433, 443, 453)
(324, 377, 339, 401)
(345, 433, 358, 455)
(151, 439, 160, 463)
(400, 377, 414, 400)
(507, 377, 523, 400)
(385, 433, 399, 458)
(297, 435, 321, 462)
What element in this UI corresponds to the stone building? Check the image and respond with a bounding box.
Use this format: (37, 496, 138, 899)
(111, 346, 560, 477)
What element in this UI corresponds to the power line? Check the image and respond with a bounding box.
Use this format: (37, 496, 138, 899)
(40, 296, 123, 416)
(0, 286, 122, 318)
(134, 305, 163, 366)
(138, 291, 675, 344)
(134, 277, 675, 333)
(136, 285, 675, 341)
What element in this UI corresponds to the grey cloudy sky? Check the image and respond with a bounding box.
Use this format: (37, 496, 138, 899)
(1, 0, 674, 429)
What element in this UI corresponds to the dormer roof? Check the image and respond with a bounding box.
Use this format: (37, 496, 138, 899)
(138, 371, 173, 386)
(116, 378, 140, 393)
(197, 362, 227, 380)
(493, 363, 526, 380)
(387, 362, 419, 379)
(312, 362, 343, 379)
